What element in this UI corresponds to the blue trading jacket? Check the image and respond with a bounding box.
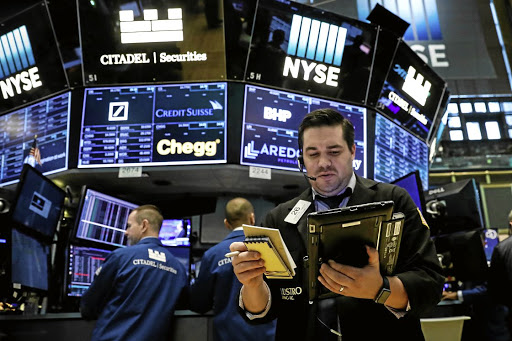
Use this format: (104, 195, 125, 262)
(80, 237, 188, 341)
(189, 229, 276, 341)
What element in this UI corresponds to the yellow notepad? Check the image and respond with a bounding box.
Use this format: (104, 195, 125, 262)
(243, 224, 296, 279)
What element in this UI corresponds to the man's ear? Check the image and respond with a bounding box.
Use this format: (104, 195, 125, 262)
(250, 212, 255, 226)
(224, 218, 231, 230)
(141, 219, 150, 233)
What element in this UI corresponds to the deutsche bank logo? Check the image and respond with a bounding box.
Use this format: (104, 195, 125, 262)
(356, 0, 442, 41)
(0, 25, 36, 79)
(109, 102, 129, 121)
(287, 15, 347, 66)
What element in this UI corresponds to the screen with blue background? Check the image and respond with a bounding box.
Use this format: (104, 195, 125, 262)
(241, 84, 366, 176)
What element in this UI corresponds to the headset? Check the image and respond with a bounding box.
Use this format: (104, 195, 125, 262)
(297, 155, 316, 181)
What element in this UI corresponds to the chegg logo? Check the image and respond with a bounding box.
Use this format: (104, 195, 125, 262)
(156, 138, 220, 157)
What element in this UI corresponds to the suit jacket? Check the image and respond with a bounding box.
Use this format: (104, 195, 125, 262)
(242, 175, 444, 341)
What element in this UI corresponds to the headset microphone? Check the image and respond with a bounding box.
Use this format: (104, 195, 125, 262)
(297, 156, 316, 181)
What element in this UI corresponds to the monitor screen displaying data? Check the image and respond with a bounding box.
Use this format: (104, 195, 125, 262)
(66, 244, 112, 297)
(241, 84, 366, 176)
(11, 228, 50, 292)
(0, 92, 70, 186)
(159, 218, 191, 247)
(78, 82, 227, 167)
(11, 164, 66, 240)
(374, 113, 428, 190)
(74, 188, 138, 248)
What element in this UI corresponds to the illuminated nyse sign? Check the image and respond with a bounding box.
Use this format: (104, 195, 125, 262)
(0, 25, 42, 99)
(357, 0, 448, 67)
(99, 8, 207, 66)
(283, 14, 347, 87)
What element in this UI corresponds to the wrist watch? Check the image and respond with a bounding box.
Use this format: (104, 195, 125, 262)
(374, 276, 391, 304)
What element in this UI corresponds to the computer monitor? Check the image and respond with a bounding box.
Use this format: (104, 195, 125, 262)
(73, 187, 138, 249)
(78, 82, 227, 167)
(391, 171, 426, 213)
(66, 244, 112, 297)
(374, 113, 429, 191)
(11, 228, 50, 293)
(10, 164, 66, 241)
(424, 178, 484, 236)
(166, 246, 191, 278)
(433, 229, 488, 282)
(159, 219, 191, 247)
(240, 84, 367, 176)
(0, 91, 71, 186)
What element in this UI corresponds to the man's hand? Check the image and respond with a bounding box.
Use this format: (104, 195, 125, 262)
(442, 291, 457, 301)
(318, 245, 383, 300)
(229, 241, 269, 314)
(229, 241, 266, 288)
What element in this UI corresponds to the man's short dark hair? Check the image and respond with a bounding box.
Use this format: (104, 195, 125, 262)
(298, 108, 355, 152)
(133, 205, 164, 232)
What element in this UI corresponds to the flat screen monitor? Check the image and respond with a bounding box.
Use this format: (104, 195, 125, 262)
(244, 0, 377, 103)
(11, 228, 50, 293)
(240, 84, 366, 176)
(73, 187, 138, 249)
(166, 246, 190, 278)
(391, 170, 426, 214)
(0, 2, 69, 114)
(424, 178, 484, 236)
(78, 82, 227, 167)
(374, 113, 429, 191)
(10, 164, 66, 241)
(375, 40, 447, 141)
(66, 244, 112, 297)
(159, 218, 191, 247)
(433, 229, 488, 282)
(0, 91, 70, 186)
(77, 0, 226, 85)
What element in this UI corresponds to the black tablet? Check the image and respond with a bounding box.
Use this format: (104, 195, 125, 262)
(306, 201, 395, 301)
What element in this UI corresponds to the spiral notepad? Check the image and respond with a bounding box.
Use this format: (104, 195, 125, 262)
(243, 225, 296, 279)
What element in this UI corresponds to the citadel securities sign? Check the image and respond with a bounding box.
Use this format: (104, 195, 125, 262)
(78, 0, 227, 85)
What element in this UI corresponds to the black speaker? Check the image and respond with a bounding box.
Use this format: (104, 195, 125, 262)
(366, 4, 410, 38)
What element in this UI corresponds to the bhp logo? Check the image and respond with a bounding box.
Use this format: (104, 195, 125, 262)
(0, 25, 35, 79)
(356, 0, 442, 41)
(287, 14, 347, 66)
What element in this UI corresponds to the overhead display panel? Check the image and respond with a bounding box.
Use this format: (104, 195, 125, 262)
(0, 91, 70, 186)
(0, 2, 69, 114)
(78, 82, 227, 167)
(373, 113, 429, 191)
(376, 40, 446, 141)
(241, 84, 366, 176)
(77, 0, 226, 85)
(244, 0, 377, 104)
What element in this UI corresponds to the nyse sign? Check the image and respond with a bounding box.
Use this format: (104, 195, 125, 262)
(410, 43, 449, 68)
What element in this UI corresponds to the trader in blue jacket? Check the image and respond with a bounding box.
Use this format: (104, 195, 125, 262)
(81, 205, 188, 341)
(190, 197, 276, 341)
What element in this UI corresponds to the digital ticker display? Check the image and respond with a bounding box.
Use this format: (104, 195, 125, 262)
(374, 113, 428, 191)
(0, 92, 70, 186)
(78, 82, 227, 167)
(376, 41, 446, 141)
(241, 84, 366, 176)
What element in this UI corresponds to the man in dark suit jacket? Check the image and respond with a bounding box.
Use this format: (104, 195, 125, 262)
(229, 108, 444, 341)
